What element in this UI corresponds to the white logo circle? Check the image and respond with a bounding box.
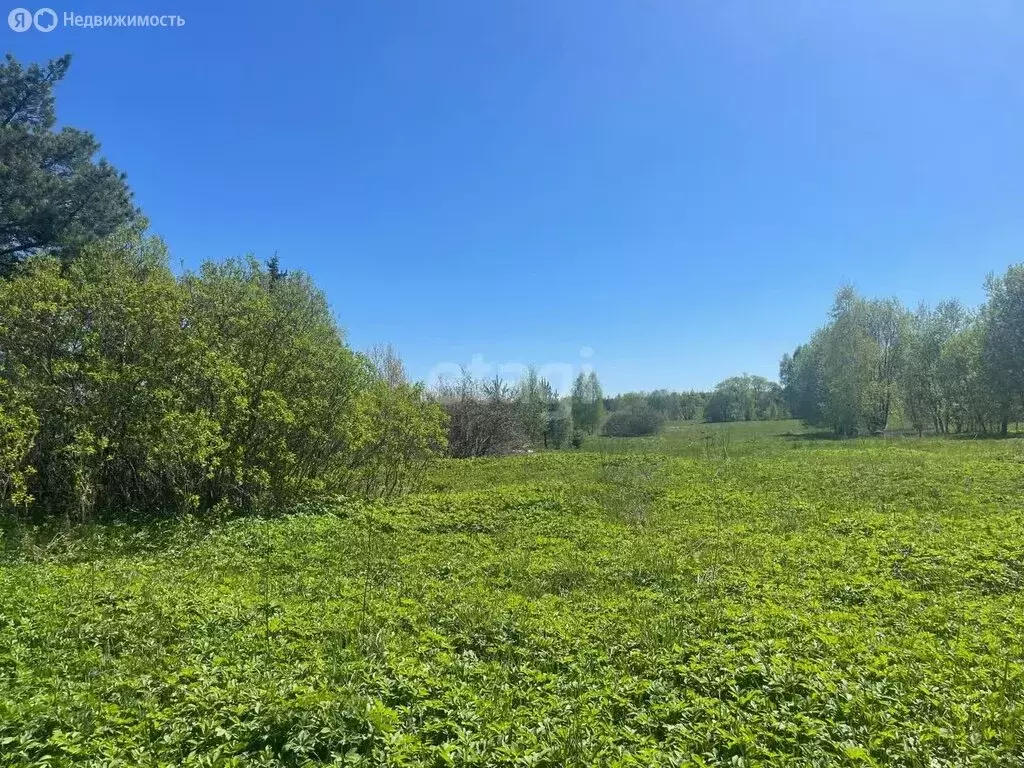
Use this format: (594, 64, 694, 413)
(33, 7, 58, 31)
(7, 7, 32, 31)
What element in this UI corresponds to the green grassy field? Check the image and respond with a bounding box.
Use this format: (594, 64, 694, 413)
(585, 418, 816, 457)
(2, 424, 1024, 766)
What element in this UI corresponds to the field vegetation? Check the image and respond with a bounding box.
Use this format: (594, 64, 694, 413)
(3, 424, 1024, 765)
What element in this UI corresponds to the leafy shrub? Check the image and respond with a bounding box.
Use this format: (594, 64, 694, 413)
(350, 377, 448, 497)
(0, 381, 37, 509)
(0, 229, 446, 522)
(601, 404, 665, 437)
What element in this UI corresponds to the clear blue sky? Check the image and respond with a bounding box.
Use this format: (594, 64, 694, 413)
(6, 1, 1024, 393)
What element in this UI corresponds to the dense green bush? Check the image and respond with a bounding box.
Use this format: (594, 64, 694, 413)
(0, 228, 446, 522)
(0, 380, 37, 509)
(601, 404, 665, 437)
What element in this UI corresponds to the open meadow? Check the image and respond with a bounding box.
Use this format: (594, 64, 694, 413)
(2, 422, 1023, 766)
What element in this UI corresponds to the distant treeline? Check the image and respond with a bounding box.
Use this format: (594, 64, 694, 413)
(604, 390, 708, 421)
(604, 377, 789, 426)
(781, 272, 1024, 436)
(431, 373, 792, 452)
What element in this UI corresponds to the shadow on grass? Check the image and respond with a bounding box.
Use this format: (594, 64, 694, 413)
(779, 430, 844, 442)
(0, 516, 216, 564)
(947, 431, 1024, 441)
(780, 429, 1023, 443)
